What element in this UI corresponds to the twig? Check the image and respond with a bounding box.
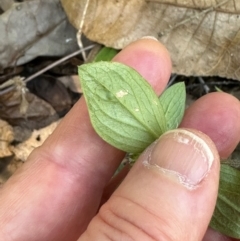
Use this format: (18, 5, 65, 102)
(167, 74, 178, 87)
(197, 77, 210, 94)
(0, 44, 95, 96)
(76, 0, 90, 61)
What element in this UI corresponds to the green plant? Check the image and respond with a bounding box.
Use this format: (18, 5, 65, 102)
(78, 61, 240, 239)
(93, 46, 119, 62)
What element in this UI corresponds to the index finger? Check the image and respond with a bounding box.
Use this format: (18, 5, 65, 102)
(0, 38, 172, 241)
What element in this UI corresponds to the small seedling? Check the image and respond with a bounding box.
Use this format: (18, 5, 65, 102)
(93, 46, 119, 62)
(78, 61, 240, 239)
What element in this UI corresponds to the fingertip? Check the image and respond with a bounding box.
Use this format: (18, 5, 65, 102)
(86, 128, 220, 241)
(180, 92, 240, 158)
(203, 228, 234, 241)
(113, 38, 172, 95)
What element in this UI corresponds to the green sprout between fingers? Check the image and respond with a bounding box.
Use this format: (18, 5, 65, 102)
(78, 61, 240, 239)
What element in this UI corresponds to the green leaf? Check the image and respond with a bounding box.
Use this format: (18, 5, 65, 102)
(215, 86, 224, 92)
(159, 82, 186, 130)
(93, 47, 119, 62)
(210, 164, 240, 238)
(221, 158, 240, 170)
(78, 61, 167, 153)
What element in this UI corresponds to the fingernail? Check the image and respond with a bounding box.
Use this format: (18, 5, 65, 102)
(141, 36, 159, 41)
(143, 129, 214, 189)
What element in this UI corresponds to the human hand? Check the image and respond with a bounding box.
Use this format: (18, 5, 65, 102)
(0, 37, 239, 241)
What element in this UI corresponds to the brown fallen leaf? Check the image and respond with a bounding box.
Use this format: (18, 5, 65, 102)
(0, 77, 58, 129)
(0, 119, 14, 158)
(61, 0, 240, 80)
(0, 155, 22, 185)
(27, 75, 73, 116)
(12, 120, 60, 162)
(0, 118, 61, 184)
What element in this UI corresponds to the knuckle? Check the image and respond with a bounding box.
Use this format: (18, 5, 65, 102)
(96, 195, 186, 241)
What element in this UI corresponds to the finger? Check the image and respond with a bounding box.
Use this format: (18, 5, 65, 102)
(79, 128, 220, 240)
(100, 164, 131, 206)
(102, 91, 240, 205)
(180, 92, 240, 158)
(203, 228, 239, 241)
(180, 92, 240, 240)
(113, 36, 172, 96)
(0, 38, 172, 241)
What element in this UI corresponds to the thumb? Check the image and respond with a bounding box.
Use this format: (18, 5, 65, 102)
(79, 128, 220, 241)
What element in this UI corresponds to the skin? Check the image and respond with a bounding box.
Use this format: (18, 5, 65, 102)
(0, 38, 239, 240)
